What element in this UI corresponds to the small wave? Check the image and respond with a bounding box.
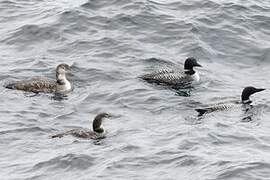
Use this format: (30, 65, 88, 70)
(31, 153, 96, 171)
(142, 57, 174, 65)
(0, 126, 48, 135)
(216, 162, 270, 179)
(105, 153, 199, 171)
(81, 0, 133, 10)
(3, 24, 63, 45)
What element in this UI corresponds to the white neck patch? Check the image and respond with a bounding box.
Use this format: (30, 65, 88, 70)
(192, 71, 200, 82)
(57, 73, 71, 91)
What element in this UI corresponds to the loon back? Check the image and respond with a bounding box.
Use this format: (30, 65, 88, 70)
(6, 77, 57, 93)
(196, 103, 235, 116)
(142, 68, 198, 85)
(51, 129, 99, 139)
(5, 77, 71, 93)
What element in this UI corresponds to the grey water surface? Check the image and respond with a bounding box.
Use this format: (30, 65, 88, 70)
(1, 0, 270, 179)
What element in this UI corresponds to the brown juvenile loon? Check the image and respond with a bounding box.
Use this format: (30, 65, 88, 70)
(5, 64, 71, 93)
(51, 113, 111, 139)
(196, 86, 266, 116)
(141, 57, 202, 86)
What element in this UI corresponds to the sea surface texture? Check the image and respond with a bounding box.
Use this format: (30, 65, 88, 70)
(1, 0, 270, 179)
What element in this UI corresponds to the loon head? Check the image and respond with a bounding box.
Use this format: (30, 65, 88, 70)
(92, 113, 111, 133)
(56, 63, 70, 85)
(241, 86, 265, 104)
(184, 57, 202, 71)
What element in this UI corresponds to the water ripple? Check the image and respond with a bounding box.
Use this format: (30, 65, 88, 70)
(1, 0, 270, 179)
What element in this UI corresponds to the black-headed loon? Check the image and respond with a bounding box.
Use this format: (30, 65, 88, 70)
(196, 86, 266, 116)
(5, 64, 71, 93)
(141, 57, 202, 86)
(51, 113, 111, 139)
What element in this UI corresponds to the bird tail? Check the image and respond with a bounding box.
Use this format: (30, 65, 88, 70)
(195, 108, 208, 116)
(5, 83, 16, 89)
(50, 133, 65, 138)
(140, 74, 151, 80)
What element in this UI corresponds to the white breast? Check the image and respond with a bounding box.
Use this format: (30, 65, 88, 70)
(57, 78, 72, 92)
(192, 71, 200, 82)
(64, 79, 72, 91)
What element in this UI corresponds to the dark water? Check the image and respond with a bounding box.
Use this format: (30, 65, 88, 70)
(1, 0, 270, 179)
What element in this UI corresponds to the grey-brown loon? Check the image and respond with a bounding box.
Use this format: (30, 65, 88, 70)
(5, 64, 71, 93)
(141, 57, 202, 85)
(51, 113, 111, 139)
(196, 86, 266, 116)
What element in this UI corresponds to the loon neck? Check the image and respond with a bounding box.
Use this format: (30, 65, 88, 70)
(93, 116, 104, 134)
(184, 69, 195, 75)
(242, 99, 252, 104)
(94, 127, 104, 133)
(56, 73, 69, 85)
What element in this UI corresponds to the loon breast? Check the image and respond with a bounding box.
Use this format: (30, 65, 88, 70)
(192, 71, 200, 82)
(56, 79, 72, 92)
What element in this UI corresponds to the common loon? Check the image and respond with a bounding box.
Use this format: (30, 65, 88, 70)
(196, 86, 266, 116)
(5, 64, 71, 93)
(51, 113, 111, 139)
(141, 57, 202, 86)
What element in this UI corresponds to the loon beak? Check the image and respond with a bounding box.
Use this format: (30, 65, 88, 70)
(105, 114, 112, 118)
(255, 88, 266, 93)
(195, 63, 202, 67)
(65, 65, 71, 70)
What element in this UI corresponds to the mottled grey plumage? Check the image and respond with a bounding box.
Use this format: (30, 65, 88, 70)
(196, 103, 235, 116)
(142, 57, 202, 85)
(51, 113, 110, 139)
(5, 64, 71, 93)
(142, 69, 193, 85)
(196, 86, 265, 116)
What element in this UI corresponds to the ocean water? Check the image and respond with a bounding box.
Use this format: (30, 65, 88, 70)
(1, 0, 270, 179)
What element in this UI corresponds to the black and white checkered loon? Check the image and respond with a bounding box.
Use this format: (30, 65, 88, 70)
(196, 86, 266, 116)
(51, 113, 111, 139)
(5, 64, 71, 93)
(141, 57, 202, 86)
